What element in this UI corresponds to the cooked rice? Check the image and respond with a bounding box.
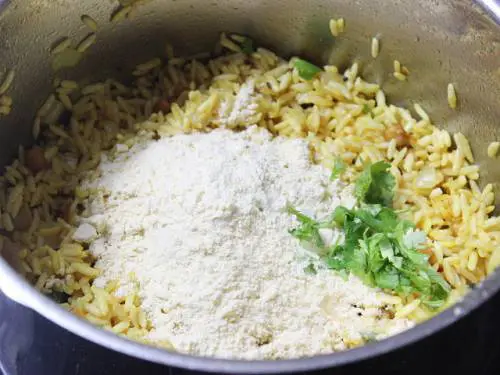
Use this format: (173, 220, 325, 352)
(0, 30, 499, 351)
(337, 18, 345, 33)
(0, 105, 11, 116)
(329, 18, 345, 37)
(393, 60, 401, 74)
(0, 75, 14, 117)
(50, 37, 72, 55)
(110, 0, 151, 23)
(110, 6, 132, 23)
(413, 103, 430, 122)
(487, 142, 500, 158)
(60, 80, 79, 90)
(0, 95, 13, 107)
(447, 83, 457, 109)
(133, 58, 162, 76)
(81, 14, 98, 32)
(393, 60, 409, 81)
(76, 33, 97, 53)
(58, 93, 73, 110)
(393, 72, 406, 81)
(0, 69, 15, 95)
(371, 37, 380, 58)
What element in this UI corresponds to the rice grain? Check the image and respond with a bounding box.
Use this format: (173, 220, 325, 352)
(110, 6, 132, 23)
(454, 132, 474, 163)
(51, 38, 72, 55)
(413, 103, 430, 122)
(393, 72, 406, 81)
(0, 106, 11, 116)
(32, 117, 41, 140)
(0, 95, 13, 107)
(0, 69, 15, 95)
(76, 33, 97, 53)
(133, 58, 162, 76)
(393, 60, 401, 74)
(81, 14, 98, 31)
(37, 94, 56, 118)
(371, 37, 379, 58)
(487, 141, 500, 158)
(329, 18, 345, 37)
(61, 80, 79, 90)
(447, 83, 457, 109)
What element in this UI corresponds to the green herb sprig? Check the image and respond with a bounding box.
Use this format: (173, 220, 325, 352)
(288, 161, 451, 308)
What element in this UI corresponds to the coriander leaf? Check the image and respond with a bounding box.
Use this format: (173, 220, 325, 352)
(354, 209, 386, 232)
(400, 246, 429, 268)
(403, 229, 427, 250)
(391, 255, 404, 269)
(379, 226, 402, 272)
(346, 239, 369, 283)
(294, 58, 322, 80)
(379, 237, 394, 260)
(377, 207, 399, 229)
(398, 276, 413, 295)
(393, 219, 416, 237)
(289, 226, 324, 249)
(304, 263, 317, 275)
(422, 298, 446, 309)
(426, 266, 452, 296)
(367, 162, 396, 207)
(365, 233, 385, 273)
(354, 166, 372, 203)
(374, 266, 400, 290)
(343, 217, 365, 251)
(406, 268, 432, 295)
(288, 167, 450, 308)
(50, 290, 70, 304)
(287, 205, 316, 225)
(288, 206, 324, 249)
(355, 161, 395, 207)
(337, 269, 349, 281)
(240, 37, 255, 54)
(363, 204, 383, 216)
(330, 158, 347, 180)
(326, 245, 347, 270)
(394, 221, 428, 266)
(331, 206, 352, 227)
(362, 104, 372, 114)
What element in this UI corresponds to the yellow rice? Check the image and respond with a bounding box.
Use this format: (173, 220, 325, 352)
(488, 142, 500, 158)
(0, 31, 499, 351)
(447, 83, 457, 109)
(371, 37, 380, 58)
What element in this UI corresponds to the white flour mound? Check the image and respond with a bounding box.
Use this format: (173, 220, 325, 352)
(79, 126, 412, 360)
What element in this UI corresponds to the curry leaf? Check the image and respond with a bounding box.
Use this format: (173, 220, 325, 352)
(294, 59, 322, 80)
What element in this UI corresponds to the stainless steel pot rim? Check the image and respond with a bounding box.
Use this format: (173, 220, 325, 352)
(478, 0, 500, 24)
(0, 0, 498, 372)
(1, 256, 498, 373)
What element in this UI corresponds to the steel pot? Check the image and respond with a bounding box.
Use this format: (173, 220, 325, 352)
(0, 0, 499, 373)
